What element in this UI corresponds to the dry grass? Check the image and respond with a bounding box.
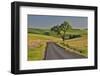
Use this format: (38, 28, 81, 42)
(57, 35, 88, 56)
(28, 33, 60, 61)
(66, 35, 87, 48)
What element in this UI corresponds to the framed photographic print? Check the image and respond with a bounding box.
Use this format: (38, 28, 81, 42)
(11, 1, 98, 74)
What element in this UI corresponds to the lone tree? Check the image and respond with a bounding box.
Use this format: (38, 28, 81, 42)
(51, 21, 72, 43)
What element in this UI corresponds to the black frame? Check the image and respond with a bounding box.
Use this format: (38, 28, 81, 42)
(11, 1, 98, 74)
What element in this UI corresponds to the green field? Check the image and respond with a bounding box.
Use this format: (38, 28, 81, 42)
(28, 28, 87, 38)
(28, 28, 88, 61)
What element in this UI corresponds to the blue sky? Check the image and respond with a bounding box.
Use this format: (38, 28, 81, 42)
(28, 15, 88, 29)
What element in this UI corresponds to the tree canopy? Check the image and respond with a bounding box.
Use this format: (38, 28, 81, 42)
(51, 21, 72, 42)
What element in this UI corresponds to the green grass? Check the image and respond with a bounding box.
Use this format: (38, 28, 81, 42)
(66, 29, 87, 35)
(28, 28, 50, 34)
(28, 28, 87, 37)
(28, 44, 46, 61)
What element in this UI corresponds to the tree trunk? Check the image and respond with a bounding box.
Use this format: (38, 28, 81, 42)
(62, 37, 65, 46)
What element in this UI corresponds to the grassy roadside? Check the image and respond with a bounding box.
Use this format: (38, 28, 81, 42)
(28, 43, 46, 61)
(28, 33, 88, 61)
(28, 33, 60, 61)
(56, 35, 88, 57)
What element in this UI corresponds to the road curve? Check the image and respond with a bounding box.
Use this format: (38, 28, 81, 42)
(44, 42, 87, 60)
